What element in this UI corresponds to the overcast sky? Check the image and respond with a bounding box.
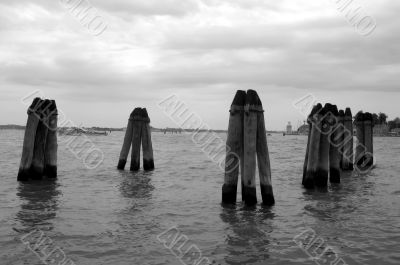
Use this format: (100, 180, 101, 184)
(0, 0, 399, 130)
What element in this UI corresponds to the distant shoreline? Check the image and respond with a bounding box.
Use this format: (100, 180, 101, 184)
(0, 125, 25, 130)
(0, 124, 125, 131)
(0, 124, 282, 134)
(2, 125, 398, 137)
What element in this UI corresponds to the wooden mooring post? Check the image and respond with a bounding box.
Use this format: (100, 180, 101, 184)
(222, 90, 245, 204)
(141, 108, 155, 171)
(117, 108, 154, 171)
(363, 112, 374, 168)
(17, 98, 58, 181)
(354, 112, 374, 170)
(354, 112, 366, 169)
(314, 103, 332, 188)
(302, 104, 320, 186)
(44, 100, 58, 179)
(117, 110, 135, 170)
(222, 90, 275, 206)
(255, 93, 275, 206)
(329, 105, 341, 184)
(341, 108, 354, 170)
(303, 103, 323, 189)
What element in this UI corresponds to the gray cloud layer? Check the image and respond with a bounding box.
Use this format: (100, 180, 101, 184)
(0, 0, 399, 128)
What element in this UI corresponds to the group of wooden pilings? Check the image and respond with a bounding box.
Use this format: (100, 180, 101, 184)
(17, 99, 155, 181)
(222, 90, 275, 206)
(117, 108, 155, 171)
(18, 98, 58, 181)
(303, 103, 374, 189)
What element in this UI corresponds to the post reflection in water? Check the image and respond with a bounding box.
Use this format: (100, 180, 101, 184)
(118, 171, 155, 202)
(114, 170, 157, 259)
(299, 171, 379, 265)
(220, 204, 275, 265)
(15, 180, 61, 231)
(302, 170, 375, 229)
(116, 170, 156, 230)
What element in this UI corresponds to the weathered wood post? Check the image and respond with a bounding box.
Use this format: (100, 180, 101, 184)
(222, 90, 245, 204)
(303, 103, 323, 189)
(314, 104, 331, 188)
(363, 112, 374, 167)
(337, 110, 345, 169)
(329, 105, 341, 183)
(141, 108, 154, 170)
(256, 95, 275, 206)
(302, 105, 319, 186)
(354, 112, 365, 169)
(223, 90, 274, 205)
(118, 108, 155, 171)
(130, 108, 143, 171)
(17, 98, 41, 181)
(117, 110, 135, 170)
(243, 90, 259, 206)
(30, 100, 50, 180)
(44, 100, 58, 179)
(342, 108, 354, 170)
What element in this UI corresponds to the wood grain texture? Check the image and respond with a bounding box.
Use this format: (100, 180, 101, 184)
(44, 100, 58, 179)
(329, 106, 341, 184)
(303, 104, 323, 189)
(130, 108, 143, 171)
(141, 108, 154, 171)
(118, 113, 134, 170)
(256, 108, 275, 206)
(222, 90, 245, 204)
(242, 90, 259, 206)
(342, 108, 354, 170)
(17, 99, 41, 181)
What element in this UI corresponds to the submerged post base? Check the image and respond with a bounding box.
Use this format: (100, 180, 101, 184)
(260, 185, 275, 206)
(17, 169, 30, 182)
(222, 184, 237, 204)
(243, 187, 257, 206)
(44, 165, 57, 179)
(314, 169, 328, 188)
(30, 166, 44, 180)
(303, 171, 315, 190)
(143, 159, 155, 171)
(130, 161, 140, 171)
(117, 159, 127, 170)
(329, 168, 341, 183)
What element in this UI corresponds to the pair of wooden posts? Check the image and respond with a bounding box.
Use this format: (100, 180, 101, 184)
(302, 104, 355, 189)
(354, 112, 374, 169)
(222, 90, 275, 206)
(18, 98, 58, 181)
(117, 108, 154, 171)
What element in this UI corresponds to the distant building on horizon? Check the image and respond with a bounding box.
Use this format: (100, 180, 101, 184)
(286, 122, 293, 134)
(391, 128, 400, 134)
(297, 123, 309, 135)
(374, 124, 389, 136)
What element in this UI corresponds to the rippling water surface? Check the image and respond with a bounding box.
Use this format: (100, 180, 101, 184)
(0, 130, 399, 265)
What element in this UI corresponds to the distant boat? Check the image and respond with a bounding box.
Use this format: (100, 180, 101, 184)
(58, 127, 108, 136)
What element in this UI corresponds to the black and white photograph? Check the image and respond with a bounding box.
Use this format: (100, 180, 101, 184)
(0, 0, 399, 264)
